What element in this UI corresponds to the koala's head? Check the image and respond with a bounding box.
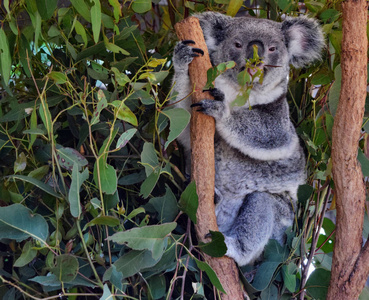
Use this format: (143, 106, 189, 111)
(197, 12, 324, 92)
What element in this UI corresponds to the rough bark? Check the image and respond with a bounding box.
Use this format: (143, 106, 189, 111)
(175, 17, 245, 300)
(327, 1, 368, 299)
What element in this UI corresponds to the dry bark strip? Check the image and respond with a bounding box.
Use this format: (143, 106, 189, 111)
(327, 1, 368, 299)
(175, 17, 245, 300)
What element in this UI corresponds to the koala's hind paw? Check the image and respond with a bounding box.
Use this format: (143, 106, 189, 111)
(191, 99, 227, 119)
(173, 41, 204, 68)
(203, 87, 225, 101)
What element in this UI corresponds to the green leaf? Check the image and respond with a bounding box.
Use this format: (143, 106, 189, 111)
(91, 90, 108, 125)
(30, 274, 95, 287)
(252, 261, 280, 291)
(163, 108, 191, 149)
(114, 250, 160, 278)
(116, 128, 137, 149)
(74, 19, 88, 47)
(306, 268, 331, 300)
(297, 184, 314, 206)
(13, 241, 37, 267)
(141, 142, 159, 176)
(282, 264, 297, 293)
(140, 168, 161, 199)
(69, 165, 89, 218)
(0, 28, 12, 85)
(14, 152, 27, 174)
(38, 101, 53, 136)
(36, 0, 57, 19)
(148, 185, 179, 223)
(57, 147, 88, 171)
(178, 181, 198, 224)
(84, 216, 120, 229)
(8, 175, 62, 198)
(328, 64, 341, 116)
(111, 101, 138, 126)
(111, 67, 130, 87)
(194, 258, 226, 293)
(47, 71, 68, 84)
(94, 159, 117, 195)
(28, 106, 38, 148)
(50, 254, 79, 283)
(103, 265, 123, 290)
(358, 149, 369, 177)
(226, 0, 243, 16)
(132, 0, 152, 13)
(91, 0, 101, 43)
(106, 42, 130, 55)
(100, 284, 113, 300)
(108, 0, 121, 21)
(108, 222, 176, 260)
(198, 231, 227, 257)
(320, 9, 341, 23)
(0, 204, 49, 245)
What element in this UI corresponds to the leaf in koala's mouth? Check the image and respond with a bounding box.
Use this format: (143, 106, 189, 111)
(247, 63, 264, 77)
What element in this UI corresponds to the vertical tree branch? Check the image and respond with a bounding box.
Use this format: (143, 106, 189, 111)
(174, 17, 245, 300)
(327, 1, 368, 299)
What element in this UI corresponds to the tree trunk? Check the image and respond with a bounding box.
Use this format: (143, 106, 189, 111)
(327, 1, 368, 299)
(175, 17, 245, 300)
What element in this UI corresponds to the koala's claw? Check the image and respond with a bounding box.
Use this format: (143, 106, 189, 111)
(203, 87, 225, 101)
(191, 48, 204, 56)
(182, 40, 196, 45)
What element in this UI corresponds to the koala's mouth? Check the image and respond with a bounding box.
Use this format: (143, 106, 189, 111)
(239, 63, 265, 77)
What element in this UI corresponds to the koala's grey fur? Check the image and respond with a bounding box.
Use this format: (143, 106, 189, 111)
(171, 12, 324, 266)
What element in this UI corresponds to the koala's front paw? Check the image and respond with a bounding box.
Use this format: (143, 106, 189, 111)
(204, 87, 225, 102)
(173, 40, 204, 70)
(191, 99, 227, 120)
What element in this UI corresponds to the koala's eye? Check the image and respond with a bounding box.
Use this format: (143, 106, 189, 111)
(235, 42, 242, 49)
(269, 47, 277, 52)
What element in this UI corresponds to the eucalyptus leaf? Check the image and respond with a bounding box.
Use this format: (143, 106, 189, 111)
(178, 181, 198, 224)
(0, 204, 49, 245)
(91, 0, 101, 43)
(7, 175, 62, 198)
(132, 0, 152, 13)
(194, 258, 226, 294)
(69, 165, 89, 218)
(13, 241, 37, 267)
(57, 147, 88, 171)
(148, 185, 178, 223)
(50, 254, 79, 283)
(163, 108, 191, 149)
(141, 142, 160, 176)
(0, 28, 11, 85)
(198, 231, 227, 257)
(114, 250, 160, 278)
(108, 222, 176, 260)
(93, 159, 117, 195)
(305, 268, 331, 300)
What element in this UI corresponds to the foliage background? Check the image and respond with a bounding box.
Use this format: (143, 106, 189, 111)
(0, 0, 368, 299)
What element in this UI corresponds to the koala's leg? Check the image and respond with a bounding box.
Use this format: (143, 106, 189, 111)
(223, 192, 275, 266)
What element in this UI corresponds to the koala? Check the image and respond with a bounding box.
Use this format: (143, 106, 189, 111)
(171, 12, 324, 266)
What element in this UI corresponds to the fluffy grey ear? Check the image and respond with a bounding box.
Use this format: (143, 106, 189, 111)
(194, 12, 231, 52)
(281, 16, 325, 68)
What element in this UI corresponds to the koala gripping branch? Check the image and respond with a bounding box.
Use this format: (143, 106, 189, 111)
(174, 17, 245, 299)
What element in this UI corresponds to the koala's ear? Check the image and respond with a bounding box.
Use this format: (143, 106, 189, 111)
(281, 16, 325, 68)
(195, 12, 231, 52)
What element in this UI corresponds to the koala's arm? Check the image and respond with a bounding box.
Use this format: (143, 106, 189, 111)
(195, 96, 300, 161)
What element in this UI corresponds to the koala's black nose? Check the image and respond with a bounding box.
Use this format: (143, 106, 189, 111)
(246, 40, 264, 60)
